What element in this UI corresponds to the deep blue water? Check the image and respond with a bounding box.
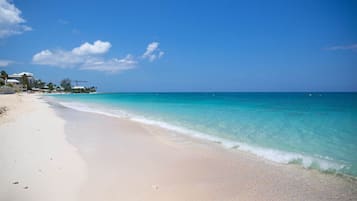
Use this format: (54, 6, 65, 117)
(50, 92, 357, 177)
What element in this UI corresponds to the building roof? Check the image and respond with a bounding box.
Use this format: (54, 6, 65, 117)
(6, 79, 20, 83)
(8, 74, 21, 78)
(72, 86, 85, 89)
(9, 72, 34, 78)
(17, 72, 34, 76)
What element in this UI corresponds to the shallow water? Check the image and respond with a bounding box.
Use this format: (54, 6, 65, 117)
(50, 92, 357, 177)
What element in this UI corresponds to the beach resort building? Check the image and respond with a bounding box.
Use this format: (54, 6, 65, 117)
(4, 72, 36, 91)
(4, 79, 22, 91)
(8, 72, 35, 87)
(71, 86, 86, 93)
(5, 79, 20, 85)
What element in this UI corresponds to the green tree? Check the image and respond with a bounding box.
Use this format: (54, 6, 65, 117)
(89, 86, 97, 93)
(21, 74, 31, 90)
(0, 70, 8, 79)
(47, 82, 54, 91)
(60, 78, 72, 92)
(0, 70, 5, 86)
(34, 79, 46, 88)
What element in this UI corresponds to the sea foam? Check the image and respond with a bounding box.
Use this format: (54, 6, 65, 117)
(57, 100, 347, 174)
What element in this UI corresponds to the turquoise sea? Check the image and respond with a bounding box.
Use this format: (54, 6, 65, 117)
(50, 92, 357, 177)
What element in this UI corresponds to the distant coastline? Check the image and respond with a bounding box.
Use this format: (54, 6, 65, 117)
(0, 70, 97, 94)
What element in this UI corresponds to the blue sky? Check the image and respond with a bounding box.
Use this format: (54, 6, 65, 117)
(0, 0, 356, 92)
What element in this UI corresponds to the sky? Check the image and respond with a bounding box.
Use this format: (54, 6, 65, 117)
(0, 0, 356, 92)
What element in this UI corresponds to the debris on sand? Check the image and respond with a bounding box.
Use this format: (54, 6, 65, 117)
(0, 106, 8, 115)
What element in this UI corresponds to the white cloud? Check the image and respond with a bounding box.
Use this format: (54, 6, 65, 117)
(0, 0, 31, 38)
(33, 40, 136, 73)
(33, 40, 164, 73)
(81, 55, 137, 73)
(142, 42, 164, 62)
(33, 40, 112, 67)
(0, 59, 13, 66)
(325, 43, 357, 51)
(33, 49, 85, 67)
(72, 40, 111, 55)
(143, 42, 159, 56)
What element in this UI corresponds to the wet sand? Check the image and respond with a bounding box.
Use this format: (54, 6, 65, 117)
(55, 96, 357, 201)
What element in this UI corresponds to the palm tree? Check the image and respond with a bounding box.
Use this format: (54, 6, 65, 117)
(34, 79, 46, 88)
(0, 70, 8, 79)
(21, 74, 31, 90)
(60, 78, 72, 92)
(47, 82, 54, 91)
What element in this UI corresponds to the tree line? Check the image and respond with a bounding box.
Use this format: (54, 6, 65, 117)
(0, 70, 96, 93)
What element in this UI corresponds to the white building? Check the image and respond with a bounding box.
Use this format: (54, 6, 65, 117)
(7, 72, 35, 88)
(72, 86, 86, 93)
(6, 79, 20, 84)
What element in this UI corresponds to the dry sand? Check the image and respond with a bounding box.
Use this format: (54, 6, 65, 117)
(1, 94, 357, 201)
(0, 94, 86, 201)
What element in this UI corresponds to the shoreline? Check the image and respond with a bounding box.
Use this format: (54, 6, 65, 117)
(52, 95, 357, 200)
(1, 94, 357, 200)
(54, 95, 353, 178)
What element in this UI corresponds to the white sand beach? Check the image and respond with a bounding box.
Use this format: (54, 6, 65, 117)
(0, 94, 86, 201)
(0, 94, 356, 201)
